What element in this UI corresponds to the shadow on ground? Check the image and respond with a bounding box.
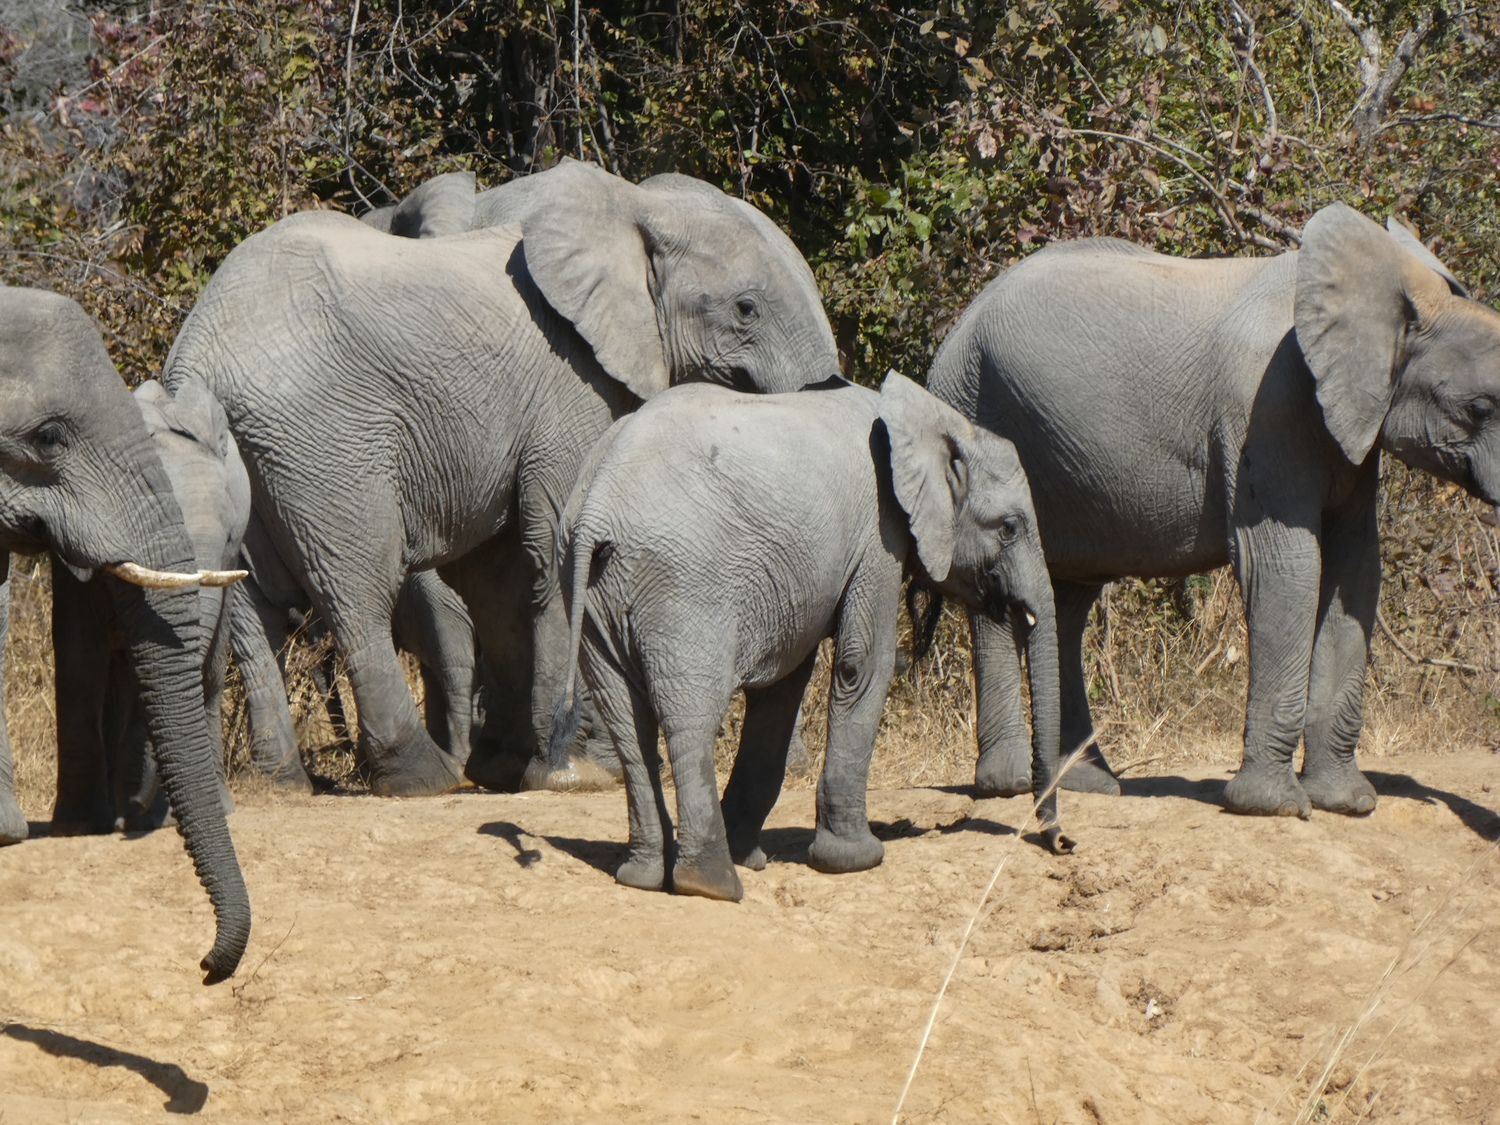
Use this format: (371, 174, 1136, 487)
(1, 1023, 208, 1113)
(1368, 771, 1500, 842)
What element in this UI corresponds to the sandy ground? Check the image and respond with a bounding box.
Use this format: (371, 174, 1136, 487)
(1, 750, 1497, 1125)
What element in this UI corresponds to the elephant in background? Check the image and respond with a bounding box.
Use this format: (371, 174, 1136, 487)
(0, 288, 249, 979)
(545, 374, 1065, 903)
(927, 204, 1500, 819)
(165, 158, 839, 799)
(49, 378, 248, 835)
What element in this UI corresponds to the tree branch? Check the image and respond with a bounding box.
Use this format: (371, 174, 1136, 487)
(1331, 3, 1438, 145)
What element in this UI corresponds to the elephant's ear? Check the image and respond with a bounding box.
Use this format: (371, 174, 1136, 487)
(387, 171, 477, 239)
(519, 159, 671, 401)
(1295, 202, 1447, 465)
(879, 370, 976, 583)
(1385, 215, 1469, 297)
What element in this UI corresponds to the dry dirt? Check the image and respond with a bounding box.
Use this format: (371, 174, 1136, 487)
(1, 751, 1498, 1125)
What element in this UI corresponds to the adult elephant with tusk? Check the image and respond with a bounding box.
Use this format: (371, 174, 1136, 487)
(0, 287, 250, 981)
(927, 204, 1500, 818)
(164, 158, 840, 798)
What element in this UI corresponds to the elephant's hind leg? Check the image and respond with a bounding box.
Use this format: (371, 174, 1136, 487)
(1055, 581, 1120, 795)
(1301, 474, 1379, 815)
(722, 650, 819, 871)
(653, 672, 742, 901)
(581, 632, 669, 892)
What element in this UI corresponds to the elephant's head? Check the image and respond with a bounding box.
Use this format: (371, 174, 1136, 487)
(0, 287, 250, 979)
(1295, 203, 1500, 502)
(877, 372, 1066, 848)
(373, 159, 840, 401)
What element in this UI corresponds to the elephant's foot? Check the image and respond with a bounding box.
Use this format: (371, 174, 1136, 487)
(121, 788, 171, 833)
(1059, 745, 1121, 796)
(806, 827, 885, 874)
(1224, 765, 1311, 819)
(520, 754, 617, 793)
(672, 850, 744, 902)
(1299, 765, 1377, 816)
(731, 843, 768, 871)
(974, 747, 1031, 798)
(368, 747, 464, 798)
(49, 813, 116, 837)
(464, 745, 532, 792)
(252, 754, 314, 794)
(616, 851, 666, 892)
(0, 793, 27, 845)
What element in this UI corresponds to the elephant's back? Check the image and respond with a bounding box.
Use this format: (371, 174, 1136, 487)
(578, 384, 885, 679)
(932, 242, 1290, 579)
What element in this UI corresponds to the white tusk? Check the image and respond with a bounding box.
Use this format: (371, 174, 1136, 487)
(198, 569, 249, 587)
(1025, 611, 1038, 628)
(105, 562, 203, 589)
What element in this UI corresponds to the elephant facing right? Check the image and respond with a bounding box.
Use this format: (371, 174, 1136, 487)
(928, 203, 1500, 819)
(543, 373, 1067, 903)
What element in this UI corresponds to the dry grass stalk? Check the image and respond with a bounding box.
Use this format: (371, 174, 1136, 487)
(1275, 835, 1498, 1124)
(888, 738, 1090, 1125)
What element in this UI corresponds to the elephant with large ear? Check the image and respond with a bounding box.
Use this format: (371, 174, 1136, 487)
(49, 377, 249, 834)
(926, 203, 1500, 818)
(164, 159, 839, 798)
(0, 288, 250, 980)
(544, 373, 1065, 903)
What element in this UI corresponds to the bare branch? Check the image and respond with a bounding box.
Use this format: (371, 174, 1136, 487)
(1376, 606, 1485, 674)
(1331, 3, 1439, 145)
(1383, 111, 1500, 132)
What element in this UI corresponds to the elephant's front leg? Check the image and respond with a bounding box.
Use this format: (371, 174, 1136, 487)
(808, 586, 895, 875)
(1301, 469, 1380, 815)
(0, 559, 26, 845)
(722, 649, 820, 870)
(227, 577, 311, 791)
(1224, 518, 1323, 818)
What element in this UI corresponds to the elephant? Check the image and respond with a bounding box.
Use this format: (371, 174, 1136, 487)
(925, 203, 1500, 818)
(0, 287, 250, 979)
(163, 158, 839, 798)
(542, 373, 1066, 903)
(231, 559, 482, 790)
(49, 378, 248, 834)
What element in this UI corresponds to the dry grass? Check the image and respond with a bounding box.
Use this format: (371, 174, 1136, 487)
(7, 459, 1499, 816)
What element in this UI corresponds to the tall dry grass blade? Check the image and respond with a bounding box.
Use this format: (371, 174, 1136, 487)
(889, 737, 1090, 1125)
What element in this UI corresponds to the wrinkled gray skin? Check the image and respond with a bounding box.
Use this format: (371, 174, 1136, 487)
(927, 204, 1500, 818)
(0, 289, 250, 980)
(546, 374, 1064, 902)
(165, 159, 839, 797)
(230, 560, 481, 791)
(49, 378, 248, 834)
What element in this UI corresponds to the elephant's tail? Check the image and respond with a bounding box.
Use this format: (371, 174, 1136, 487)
(545, 521, 596, 771)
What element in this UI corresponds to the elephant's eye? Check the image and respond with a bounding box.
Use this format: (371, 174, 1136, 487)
(998, 516, 1021, 545)
(30, 420, 66, 456)
(1467, 398, 1495, 427)
(734, 296, 760, 321)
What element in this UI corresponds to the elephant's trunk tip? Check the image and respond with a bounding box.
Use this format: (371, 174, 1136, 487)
(198, 914, 251, 984)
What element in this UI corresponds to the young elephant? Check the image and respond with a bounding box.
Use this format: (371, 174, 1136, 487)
(543, 373, 1066, 902)
(49, 378, 249, 834)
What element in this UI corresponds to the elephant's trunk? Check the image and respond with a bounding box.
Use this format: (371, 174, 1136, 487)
(109, 535, 251, 980)
(1017, 553, 1069, 853)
